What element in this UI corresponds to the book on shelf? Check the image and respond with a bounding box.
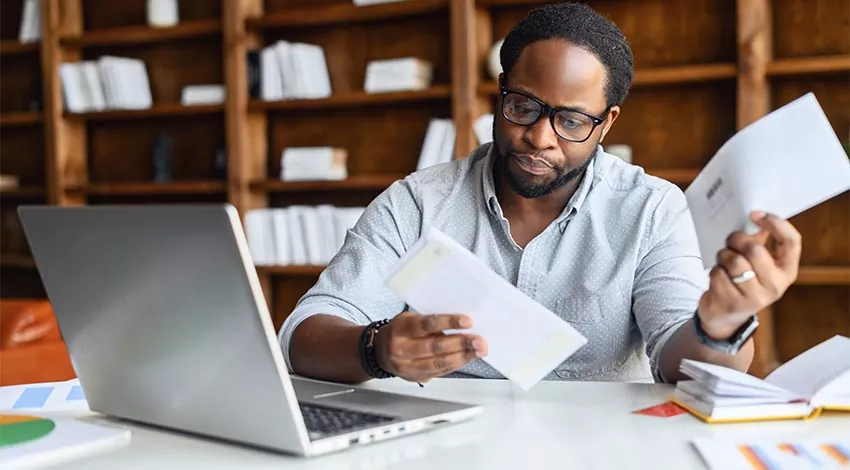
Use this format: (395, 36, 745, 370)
(353, 0, 408, 5)
(364, 57, 433, 93)
(416, 118, 456, 171)
(252, 41, 332, 101)
(245, 206, 365, 267)
(671, 334, 850, 423)
(60, 57, 153, 113)
(18, 0, 41, 44)
(474, 113, 494, 145)
(0, 175, 20, 191)
(280, 147, 347, 182)
(180, 85, 225, 106)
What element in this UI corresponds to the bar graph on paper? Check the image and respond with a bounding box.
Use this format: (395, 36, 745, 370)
(694, 437, 850, 470)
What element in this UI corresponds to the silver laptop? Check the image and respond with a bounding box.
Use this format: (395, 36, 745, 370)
(17, 204, 481, 457)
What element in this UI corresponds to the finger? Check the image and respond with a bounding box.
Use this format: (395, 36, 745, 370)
(716, 248, 759, 295)
(398, 334, 484, 360)
(405, 348, 485, 380)
(751, 211, 802, 271)
(398, 314, 473, 338)
(726, 232, 785, 295)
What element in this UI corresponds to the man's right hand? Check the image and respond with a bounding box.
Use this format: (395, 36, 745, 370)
(374, 311, 488, 383)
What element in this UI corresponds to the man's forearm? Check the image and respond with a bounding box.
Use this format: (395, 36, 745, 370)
(657, 318, 754, 383)
(288, 314, 371, 383)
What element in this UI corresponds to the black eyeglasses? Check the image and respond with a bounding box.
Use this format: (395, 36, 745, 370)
(499, 87, 609, 143)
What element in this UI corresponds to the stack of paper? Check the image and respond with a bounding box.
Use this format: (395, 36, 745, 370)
(416, 118, 456, 170)
(258, 41, 332, 101)
(280, 147, 347, 182)
(245, 206, 365, 267)
(180, 84, 226, 106)
(672, 335, 850, 423)
(474, 113, 494, 145)
(685, 92, 850, 269)
(18, 0, 40, 43)
(384, 227, 587, 391)
(364, 57, 433, 93)
(59, 57, 153, 113)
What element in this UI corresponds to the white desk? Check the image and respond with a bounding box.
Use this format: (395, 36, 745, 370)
(50, 378, 849, 469)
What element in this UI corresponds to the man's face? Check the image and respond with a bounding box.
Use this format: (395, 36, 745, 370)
(493, 39, 620, 198)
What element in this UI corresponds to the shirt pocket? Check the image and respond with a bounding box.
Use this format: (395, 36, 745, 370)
(554, 292, 606, 325)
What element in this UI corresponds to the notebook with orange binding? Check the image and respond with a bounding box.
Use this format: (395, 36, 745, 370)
(670, 335, 850, 424)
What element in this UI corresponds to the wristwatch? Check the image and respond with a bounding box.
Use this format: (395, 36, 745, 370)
(358, 319, 395, 379)
(693, 310, 759, 355)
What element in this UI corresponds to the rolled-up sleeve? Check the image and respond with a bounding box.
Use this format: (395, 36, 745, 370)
(278, 178, 422, 371)
(632, 185, 709, 382)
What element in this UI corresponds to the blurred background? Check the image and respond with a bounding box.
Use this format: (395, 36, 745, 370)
(0, 0, 847, 385)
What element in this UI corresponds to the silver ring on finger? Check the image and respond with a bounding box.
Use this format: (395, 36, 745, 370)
(731, 269, 756, 284)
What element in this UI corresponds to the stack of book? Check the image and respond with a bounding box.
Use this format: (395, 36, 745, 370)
(474, 113, 494, 145)
(245, 206, 366, 267)
(249, 41, 332, 101)
(59, 57, 153, 113)
(364, 57, 433, 93)
(416, 118, 456, 171)
(18, 0, 40, 43)
(280, 147, 347, 182)
(180, 85, 226, 106)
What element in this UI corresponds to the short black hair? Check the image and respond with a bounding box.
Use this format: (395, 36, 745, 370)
(500, 2, 634, 108)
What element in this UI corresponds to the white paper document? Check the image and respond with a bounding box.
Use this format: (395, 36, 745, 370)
(685, 92, 850, 268)
(384, 228, 587, 391)
(692, 434, 850, 470)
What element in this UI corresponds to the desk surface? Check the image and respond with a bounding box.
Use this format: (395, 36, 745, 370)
(51, 378, 849, 470)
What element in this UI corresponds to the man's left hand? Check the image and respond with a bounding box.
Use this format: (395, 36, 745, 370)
(697, 211, 802, 340)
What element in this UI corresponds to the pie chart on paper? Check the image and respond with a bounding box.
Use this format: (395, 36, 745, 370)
(0, 414, 56, 447)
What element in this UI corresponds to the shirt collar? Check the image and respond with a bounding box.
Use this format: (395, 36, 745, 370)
(482, 143, 600, 222)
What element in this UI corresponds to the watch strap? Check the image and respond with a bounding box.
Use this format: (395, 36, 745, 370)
(693, 310, 759, 355)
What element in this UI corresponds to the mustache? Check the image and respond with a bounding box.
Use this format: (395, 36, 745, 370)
(507, 151, 556, 168)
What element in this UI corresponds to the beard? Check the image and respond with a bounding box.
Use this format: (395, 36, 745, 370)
(494, 130, 599, 199)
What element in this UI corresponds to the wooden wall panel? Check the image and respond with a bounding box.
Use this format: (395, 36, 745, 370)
(773, 286, 850, 361)
(772, 0, 850, 59)
(265, 0, 347, 10)
(0, 2, 27, 40)
(82, 0, 221, 30)
(0, 54, 42, 112)
(262, 12, 452, 93)
(87, 115, 226, 183)
(490, 0, 736, 67)
(601, 83, 737, 169)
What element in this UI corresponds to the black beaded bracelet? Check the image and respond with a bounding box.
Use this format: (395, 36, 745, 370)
(359, 319, 395, 379)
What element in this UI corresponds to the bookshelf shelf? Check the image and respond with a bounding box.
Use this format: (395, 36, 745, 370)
(256, 265, 325, 277)
(0, 186, 45, 198)
(59, 20, 222, 48)
(249, 86, 452, 112)
(795, 266, 850, 286)
(645, 168, 700, 185)
(251, 174, 405, 193)
(64, 104, 224, 121)
(246, 0, 449, 29)
(478, 63, 738, 96)
(0, 40, 39, 56)
(66, 181, 227, 197)
(0, 255, 38, 269)
(0, 112, 42, 127)
(766, 55, 850, 77)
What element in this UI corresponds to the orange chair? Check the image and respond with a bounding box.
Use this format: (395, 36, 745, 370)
(0, 299, 76, 386)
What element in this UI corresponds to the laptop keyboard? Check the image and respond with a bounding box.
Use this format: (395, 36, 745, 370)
(299, 402, 396, 438)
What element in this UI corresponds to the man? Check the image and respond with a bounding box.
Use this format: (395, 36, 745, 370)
(278, 3, 801, 385)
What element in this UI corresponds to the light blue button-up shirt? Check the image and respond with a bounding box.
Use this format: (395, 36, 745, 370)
(279, 142, 709, 383)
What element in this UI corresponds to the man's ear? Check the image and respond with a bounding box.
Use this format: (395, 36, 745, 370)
(599, 105, 620, 143)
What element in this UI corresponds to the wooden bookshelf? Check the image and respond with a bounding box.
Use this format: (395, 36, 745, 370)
(251, 174, 404, 193)
(0, 40, 39, 56)
(64, 104, 224, 121)
(246, 0, 449, 29)
(0, 255, 37, 269)
(249, 86, 451, 112)
(59, 20, 222, 47)
(66, 181, 227, 197)
(767, 55, 850, 77)
(0, 0, 846, 376)
(0, 112, 42, 126)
